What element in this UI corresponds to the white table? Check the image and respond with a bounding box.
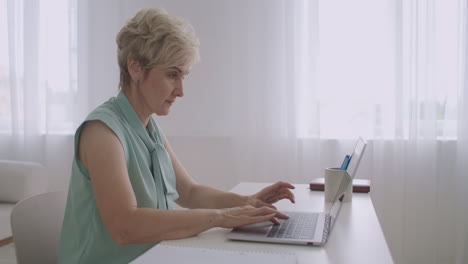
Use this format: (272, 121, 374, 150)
(155, 182, 394, 264)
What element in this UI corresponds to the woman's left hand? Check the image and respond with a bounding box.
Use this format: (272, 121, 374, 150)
(246, 181, 296, 210)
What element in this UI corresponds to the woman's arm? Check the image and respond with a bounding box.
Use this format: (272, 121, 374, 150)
(79, 121, 279, 245)
(165, 138, 295, 210)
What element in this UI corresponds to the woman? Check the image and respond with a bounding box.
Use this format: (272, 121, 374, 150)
(59, 7, 295, 263)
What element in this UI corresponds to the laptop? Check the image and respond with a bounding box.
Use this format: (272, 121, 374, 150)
(227, 137, 367, 246)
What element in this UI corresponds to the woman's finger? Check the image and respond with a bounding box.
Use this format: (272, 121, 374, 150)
(251, 213, 277, 224)
(275, 211, 289, 220)
(273, 189, 295, 203)
(269, 217, 281, 225)
(248, 207, 288, 222)
(262, 182, 295, 198)
(257, 201, 277, 210)
(270, 181, 295, 191)
(230, 207, 291, 227)
(237, 213, 276, 226)
(279, 191, 295, 203)
(251, 206, 277, 216)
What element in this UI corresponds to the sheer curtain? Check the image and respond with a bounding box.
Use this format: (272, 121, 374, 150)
(0, 0, 81, 189)
(457, 2, 468, 261)
(370, 0, 468, 263)
(226, 0, 321, 184)
(456, 0, 468, 256)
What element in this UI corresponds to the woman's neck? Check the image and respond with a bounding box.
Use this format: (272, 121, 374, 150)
(122, 88, 151, 127)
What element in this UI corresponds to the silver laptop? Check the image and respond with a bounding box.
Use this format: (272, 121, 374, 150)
(227, 137, 367, 246)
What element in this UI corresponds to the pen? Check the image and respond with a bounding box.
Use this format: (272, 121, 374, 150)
(340, 155, 351, 170)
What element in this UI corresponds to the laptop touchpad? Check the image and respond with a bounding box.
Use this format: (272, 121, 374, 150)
(233, 222, 273, 235)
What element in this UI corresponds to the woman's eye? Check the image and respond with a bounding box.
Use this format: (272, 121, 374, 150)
(168, 72, 179, 79)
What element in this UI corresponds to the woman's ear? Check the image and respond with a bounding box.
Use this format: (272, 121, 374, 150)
(127, 58, 142, 83)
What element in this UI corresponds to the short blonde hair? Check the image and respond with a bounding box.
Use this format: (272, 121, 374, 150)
(116, 7, 200, 89)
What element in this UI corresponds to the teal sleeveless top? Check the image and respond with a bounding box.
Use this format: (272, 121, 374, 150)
(58, 92, 180, 263)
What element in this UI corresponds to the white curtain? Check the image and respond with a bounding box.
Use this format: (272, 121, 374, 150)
(457, 2, 468, 262)
(224, 0, 321, 185)
(455, 0, 468, 262)
(370, 0, 468, 263)
(1, 0, 41, 160)
(0, 0, 81, 189)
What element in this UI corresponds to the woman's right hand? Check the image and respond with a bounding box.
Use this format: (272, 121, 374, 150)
(216, 205, 288, 228)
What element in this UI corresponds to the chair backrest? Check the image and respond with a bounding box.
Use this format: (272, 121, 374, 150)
(11, 191, 67, 264)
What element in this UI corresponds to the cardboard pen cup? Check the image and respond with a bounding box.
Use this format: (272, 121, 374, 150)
(324, 167, 352, 203)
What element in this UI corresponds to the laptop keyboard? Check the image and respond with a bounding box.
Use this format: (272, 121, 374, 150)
(267, 212, 318, 239)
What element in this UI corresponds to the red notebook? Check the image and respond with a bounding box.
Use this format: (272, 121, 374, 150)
(309, 178, 371, 193)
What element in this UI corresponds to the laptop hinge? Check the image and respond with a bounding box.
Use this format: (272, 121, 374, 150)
(321, 214, 331, 244)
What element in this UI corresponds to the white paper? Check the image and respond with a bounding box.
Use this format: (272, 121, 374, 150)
(130, 243, 297, 264)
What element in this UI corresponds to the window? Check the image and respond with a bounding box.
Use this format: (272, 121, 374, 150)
(0, 0, 77, 134)
(305, 0, 460, 140)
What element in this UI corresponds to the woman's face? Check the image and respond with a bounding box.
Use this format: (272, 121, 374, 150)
(137, 66, 188, 116)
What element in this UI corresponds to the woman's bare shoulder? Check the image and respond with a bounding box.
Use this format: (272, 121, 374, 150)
(78, 120, 124, 168)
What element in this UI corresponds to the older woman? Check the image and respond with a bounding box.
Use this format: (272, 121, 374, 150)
(58, 7, 295, 263)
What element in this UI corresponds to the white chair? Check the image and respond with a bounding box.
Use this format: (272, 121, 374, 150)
(11, 191, 67, 264)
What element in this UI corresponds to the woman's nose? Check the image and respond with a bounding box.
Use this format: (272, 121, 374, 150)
(175, 80, 184, 97)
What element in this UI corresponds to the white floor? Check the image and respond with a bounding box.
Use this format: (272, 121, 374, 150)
(0, 243, 16, 264)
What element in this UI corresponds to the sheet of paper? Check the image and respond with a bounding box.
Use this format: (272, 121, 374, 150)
(130, 243, 297, 264)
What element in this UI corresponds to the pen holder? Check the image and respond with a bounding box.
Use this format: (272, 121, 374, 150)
(324, 167, 352, 203)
